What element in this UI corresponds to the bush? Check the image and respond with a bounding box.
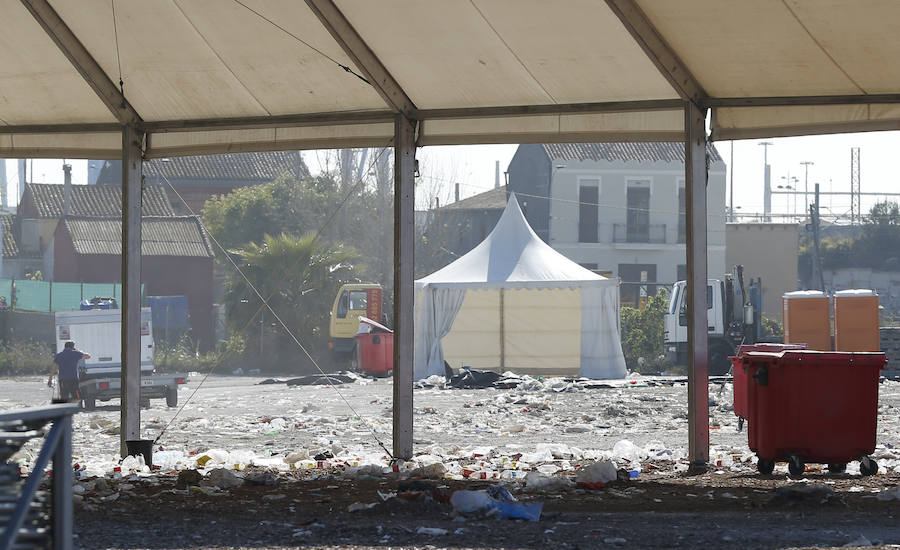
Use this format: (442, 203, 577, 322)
(620, 289, 671, 374)
(154, 333, 245, 374)
(0, 340, 54, 376)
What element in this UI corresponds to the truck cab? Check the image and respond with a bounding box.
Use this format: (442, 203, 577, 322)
(664, 279, 732, 375)
(328, 283, 383, 366)
(664, 266, 760, 376)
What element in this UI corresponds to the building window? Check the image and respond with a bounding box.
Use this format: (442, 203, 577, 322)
(618, 263, 657, 308)
(677, 264, 686, 282)
(580, 262, 598, 270)
(578, 182, 599, 243)
(626, 180, 650, 243)
(678, 183, 686, 243)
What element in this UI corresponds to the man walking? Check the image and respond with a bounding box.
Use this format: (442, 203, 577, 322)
(49, 341, 91, 403)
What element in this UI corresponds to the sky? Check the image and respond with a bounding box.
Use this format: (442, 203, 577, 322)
(3, 130, 900, 219)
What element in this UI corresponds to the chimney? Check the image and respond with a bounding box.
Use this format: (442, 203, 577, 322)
(494, 160, 500, 189)
(63, 163, 72, 216)
(18, 159, 26, 202)
(454, 183, 460, 203)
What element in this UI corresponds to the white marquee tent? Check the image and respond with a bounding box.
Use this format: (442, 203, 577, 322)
(414, 193, 626, 381)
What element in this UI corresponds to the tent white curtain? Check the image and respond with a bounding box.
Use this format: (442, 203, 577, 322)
(414, 284, 467, 380)
(580, 284, 627, 379)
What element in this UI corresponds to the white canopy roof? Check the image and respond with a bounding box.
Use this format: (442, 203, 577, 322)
(416, 193, 612, 289)
(4, 1, 900, 158)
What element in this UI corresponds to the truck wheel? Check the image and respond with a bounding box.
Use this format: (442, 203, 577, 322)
(82, 396, 96, 411)
(708, 344, 733, 376)
(166, 386, 178, 408)
(827, 463, 847, 473)
(348, 346, 358, 372)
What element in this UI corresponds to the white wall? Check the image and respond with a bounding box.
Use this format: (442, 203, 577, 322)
(547, 158, 726, 285)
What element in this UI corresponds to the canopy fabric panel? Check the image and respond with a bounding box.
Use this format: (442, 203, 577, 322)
(5, 1, 900, 157)
(416, 193, 611, 288)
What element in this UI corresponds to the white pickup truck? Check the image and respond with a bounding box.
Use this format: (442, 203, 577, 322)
(54, 308, 187, 410)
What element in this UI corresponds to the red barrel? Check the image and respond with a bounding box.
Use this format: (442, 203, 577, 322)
(355, 317, 394, 377)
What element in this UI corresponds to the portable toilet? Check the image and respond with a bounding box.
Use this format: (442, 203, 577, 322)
(783, 290, 831, 350)
(834, 289, 880, 352)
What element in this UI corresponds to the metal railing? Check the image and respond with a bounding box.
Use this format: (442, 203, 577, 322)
(612, 223, 667, 244)
(0, 404, 79, 550)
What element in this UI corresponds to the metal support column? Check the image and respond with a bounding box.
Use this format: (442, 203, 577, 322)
(51, 414, 72, 550)
(120, 125, 143, 456)
(392, 116, 416, 460)
(684, 102, 709, 466)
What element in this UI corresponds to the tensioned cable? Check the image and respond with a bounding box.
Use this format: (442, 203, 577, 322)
(111, 0, 124, 95)
(152, 146, 396, 459)
(232, 0, 371, 86)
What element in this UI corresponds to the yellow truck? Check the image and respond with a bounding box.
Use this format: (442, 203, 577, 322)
(328, 283, 383, 367)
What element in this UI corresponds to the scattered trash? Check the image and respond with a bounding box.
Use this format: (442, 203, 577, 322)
(203, 468, 243, 489)
(843, 534, 873, 547)
(524, 472, 574, 493)
(347, 502, 377, 512)
(416, 527, 448, 536)
(876, 487, 900, 501)
(772, 483, 834, 502)
(176, 470, 202, 488)
(450, 490, 543, 521)
(286, 373, 357, 386)
(576, 460, 617, 485)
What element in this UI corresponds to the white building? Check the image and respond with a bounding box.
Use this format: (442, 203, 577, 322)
(508, 143, 726, 307)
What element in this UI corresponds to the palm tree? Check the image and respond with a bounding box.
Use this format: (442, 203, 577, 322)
(224, 232, 358, 372)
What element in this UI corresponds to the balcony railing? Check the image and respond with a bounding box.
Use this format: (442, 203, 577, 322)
(613, 223, 667, 244)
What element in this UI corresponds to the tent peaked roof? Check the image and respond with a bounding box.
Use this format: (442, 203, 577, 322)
(417, 193, 607, 288)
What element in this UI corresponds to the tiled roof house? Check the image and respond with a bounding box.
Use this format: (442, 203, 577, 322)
(53, 216, 215, 350)
(96, 151, 307, 215)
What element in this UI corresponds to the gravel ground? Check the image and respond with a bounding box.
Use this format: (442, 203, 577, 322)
(4, 373, 900, 549)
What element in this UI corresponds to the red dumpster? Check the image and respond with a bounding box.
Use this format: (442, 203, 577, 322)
(355, 316, 394, 377)
(732, 343, 807, 422)
(736, 349, 885, 476)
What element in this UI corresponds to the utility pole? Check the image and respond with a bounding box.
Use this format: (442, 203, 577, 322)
(800, 161, 813, 218)
(810, 183, 825, 291)
(759, 141, 773, 220)
(729, 141, 734, 222)
(850, 147, 861, 225)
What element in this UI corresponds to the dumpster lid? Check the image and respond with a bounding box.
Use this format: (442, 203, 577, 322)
(357, 316, 392, 334)
(783, 290, 826, 299)
(834, 289, 877, 296)
(741, 349, 887, 368)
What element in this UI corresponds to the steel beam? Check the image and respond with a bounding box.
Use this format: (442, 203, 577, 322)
(305, 0, 417, 119)
(684, 101, 709, 466)
(703, 93, 900, 108)
(392, 116, 416, 460)
(605, 0, 706, 103)
(120, 125, 143, 456)
(20, 0, 142, 126)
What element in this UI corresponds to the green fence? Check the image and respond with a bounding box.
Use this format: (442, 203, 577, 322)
(0, 279, 145, 312)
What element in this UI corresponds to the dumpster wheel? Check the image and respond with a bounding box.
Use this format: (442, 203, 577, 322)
(860, 456, 878, 476)
(757, 457, 775, 475)
(788, 455, 805, 476)
(827, 462, 847, 474)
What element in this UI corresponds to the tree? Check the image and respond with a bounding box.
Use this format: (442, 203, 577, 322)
(619, 288, 669, 373)
(224, 232, 359, 373)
